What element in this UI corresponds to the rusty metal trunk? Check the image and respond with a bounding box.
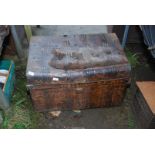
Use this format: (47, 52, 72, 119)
(26, 33, 131, 111)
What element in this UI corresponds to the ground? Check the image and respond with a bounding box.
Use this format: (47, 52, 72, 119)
(31, 25, 108, 36)
(1, 26, 155, 129)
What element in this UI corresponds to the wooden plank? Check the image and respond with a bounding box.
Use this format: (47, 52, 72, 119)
(136, 81, 155, 114)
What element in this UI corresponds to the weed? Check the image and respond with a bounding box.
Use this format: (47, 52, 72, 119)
(13, 122, 26, 129)
(125, 48, 139, 68)
(2, 116, 9, 128)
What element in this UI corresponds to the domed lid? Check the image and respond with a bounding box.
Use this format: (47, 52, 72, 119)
(26, 33, 130, 85)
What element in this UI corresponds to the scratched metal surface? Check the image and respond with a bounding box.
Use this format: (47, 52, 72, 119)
(26, 33, 131, 85)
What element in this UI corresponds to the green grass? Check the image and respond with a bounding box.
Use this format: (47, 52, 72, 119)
(2, 60, 41, 129)
(125, 48, 139, 68)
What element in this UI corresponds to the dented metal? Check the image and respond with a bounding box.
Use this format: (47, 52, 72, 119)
(26, 33, 131, 111)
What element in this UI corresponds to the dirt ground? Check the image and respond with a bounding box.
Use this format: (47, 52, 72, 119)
(1, 26, 155, 129)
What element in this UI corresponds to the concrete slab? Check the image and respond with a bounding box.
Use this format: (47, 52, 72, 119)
(31, 25, 108, 36)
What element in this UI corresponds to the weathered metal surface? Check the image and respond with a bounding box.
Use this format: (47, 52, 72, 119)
(30, 78, 128, 111)
(26, 33, 131, 111)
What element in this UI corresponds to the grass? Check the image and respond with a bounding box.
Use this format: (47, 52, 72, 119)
(2, 60, 41, 129)
(125, 48, 140, 68)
